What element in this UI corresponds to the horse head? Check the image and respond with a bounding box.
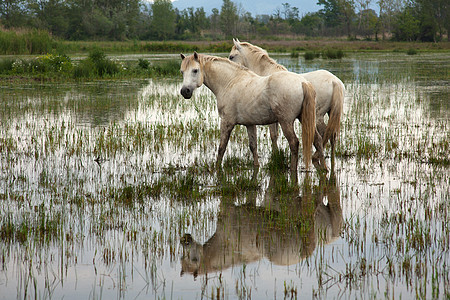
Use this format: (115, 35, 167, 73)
(180, 52, 204, 99)
(228, 38, 248, 67)
(180, 233, 204, 278)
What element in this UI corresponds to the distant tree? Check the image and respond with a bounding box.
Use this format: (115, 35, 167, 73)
(151, 0, 176, 40)
(393, 4, 419, 41)
(415, 0, 445, 42)
(210, 8, 220, 35)
(356, 0, 372, 30)
(193, 7, 209, 34)
(358, 8, 378, 38)
(431, 0, 449, 41)
(340, 0, 356, 37)
(377, 0, 391, 40)
(28, 0, 70, 38)
(318, 0, 342, 28)
(318, 0, 355, 36)
(296, 12, 324, 36)
(0, 0, 29, 28)
(177, 7, 209, 37)
(281, 3, 299, 21)
(219, 0, 238, 37)
(238, 10, 253, 37)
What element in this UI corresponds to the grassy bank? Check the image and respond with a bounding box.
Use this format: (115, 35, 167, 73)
(0, 49, 180, 81)
(0, 29, 449, 81)
(1, 28, 449, 56)
(62, 39, 450, 54)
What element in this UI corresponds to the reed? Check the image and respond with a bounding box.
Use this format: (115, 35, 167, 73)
(0, 28, 58, 54)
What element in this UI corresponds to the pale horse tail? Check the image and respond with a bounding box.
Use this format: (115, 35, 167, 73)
(322, 81, 344, 147)
(300, 81, 316, 169)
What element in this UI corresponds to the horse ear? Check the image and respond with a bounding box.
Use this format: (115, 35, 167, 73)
(233, 38, 242, 51)
(180, 53, 186, 60)
(193, 51, 199, 61)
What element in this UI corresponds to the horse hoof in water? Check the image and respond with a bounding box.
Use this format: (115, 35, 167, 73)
(312, 155, 328, 173)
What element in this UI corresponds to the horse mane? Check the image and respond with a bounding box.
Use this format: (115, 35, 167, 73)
(199, 54, 250, 72)
(238, 42, 288, 72)
(183, 53, 250, 74)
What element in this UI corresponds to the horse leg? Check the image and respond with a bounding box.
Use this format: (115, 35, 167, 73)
(269, 123, 279, 151)
(217, 120, 234, 167)
(246, 125, 259, 166)
(316, 117, 327, 144)
(279, 121, 299, 182)
(312, 127, 327, 172)
(330, 135, 336, 167)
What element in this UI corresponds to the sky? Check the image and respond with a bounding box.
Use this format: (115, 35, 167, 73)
(170, 0, 322, 17)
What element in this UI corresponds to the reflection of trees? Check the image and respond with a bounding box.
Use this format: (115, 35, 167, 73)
(180, 170, 343, 277)
(1, 81, 145, 127)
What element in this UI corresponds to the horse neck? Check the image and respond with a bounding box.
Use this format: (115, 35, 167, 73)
(247, 52, 287, 76)
(201, 59, 241, 96)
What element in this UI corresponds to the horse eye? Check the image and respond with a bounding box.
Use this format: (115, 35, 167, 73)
(229, 55, 234, 60)
(192, 69, 198, 74)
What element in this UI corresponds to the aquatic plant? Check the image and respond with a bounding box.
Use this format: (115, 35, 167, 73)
(322, 48, 345, 59)
(304, 51, 320, 60)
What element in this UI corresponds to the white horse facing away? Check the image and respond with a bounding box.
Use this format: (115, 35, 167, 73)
(180, 52, 318, 176)
(229, 39, 345, 164)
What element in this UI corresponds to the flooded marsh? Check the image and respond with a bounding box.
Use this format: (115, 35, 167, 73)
(0, 52, 449, 299)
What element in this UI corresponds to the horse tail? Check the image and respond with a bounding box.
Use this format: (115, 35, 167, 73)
(322, 81, 344, 147)
(301, 81, 316, 169)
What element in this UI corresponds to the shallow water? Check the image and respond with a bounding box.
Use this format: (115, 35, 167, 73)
(0, 52, 449, 299)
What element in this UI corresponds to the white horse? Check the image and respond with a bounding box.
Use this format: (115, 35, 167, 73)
(229, 39, 345, 164)
(180, 52, 318, 176)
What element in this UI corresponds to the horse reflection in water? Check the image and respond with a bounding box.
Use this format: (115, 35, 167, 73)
(180, 171, 343, 277)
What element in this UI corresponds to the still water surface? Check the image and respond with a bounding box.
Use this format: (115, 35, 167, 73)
(0, 52, 449, 299)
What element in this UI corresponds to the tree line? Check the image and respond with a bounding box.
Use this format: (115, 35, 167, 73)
(0, 0, 448, 42)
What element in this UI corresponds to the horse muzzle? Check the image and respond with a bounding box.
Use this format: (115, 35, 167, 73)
(180, 87, 193, 99)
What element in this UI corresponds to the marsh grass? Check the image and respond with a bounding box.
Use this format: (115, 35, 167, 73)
(0, 29, 58, 55)
(407, 48, 418, 55)
(265, 148, 290, 173)
(322, 48, 344, 59)
(304, 51, 320, 60)
(0, 52, 449, 299)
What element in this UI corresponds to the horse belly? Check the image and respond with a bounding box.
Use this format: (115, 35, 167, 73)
(267, 74, 305, 118)
(235, 97, 278, 125)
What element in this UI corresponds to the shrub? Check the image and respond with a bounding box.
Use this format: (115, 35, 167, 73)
(322, 48, 344, 59)
(0, 58, 15, 74)
(142, 42, 197, 53)
(150, 59, 180, 77)
(138, 58, 150, 69)
(36, 53, 72, 73)
(72, 60, 94, 79)
(205, 42, 232, 53)
(290, 51, 300, 58)
(304, 51, 319, 60)
(86, 48, 120, 77)
(406, 48, 418, 55)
